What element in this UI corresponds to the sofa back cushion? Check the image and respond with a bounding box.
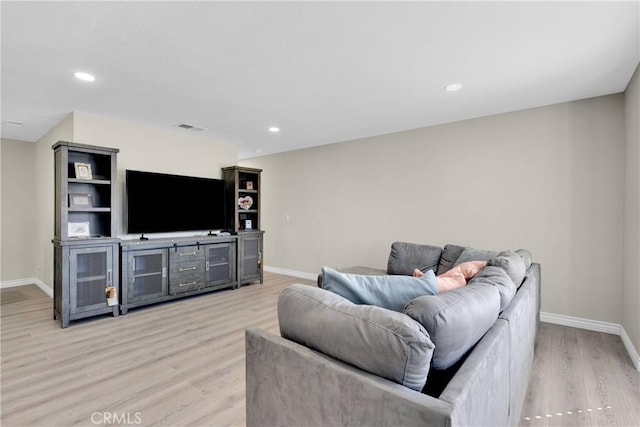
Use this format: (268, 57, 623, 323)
(487, 251, 527, 288)
(387, 241, 443, 276)
(454, 247, 498, 266)
(403, 283, 500, 370)
(436, 244, 466, 275)
(515, 249, 533, 270)
(278, 284, 435, 391)
(467, 266, 517, 311)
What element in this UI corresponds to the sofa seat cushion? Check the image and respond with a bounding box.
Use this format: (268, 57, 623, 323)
(387, 241, 443, 276)
(278, 284, 435, 391)
(403, 283, 500, 370)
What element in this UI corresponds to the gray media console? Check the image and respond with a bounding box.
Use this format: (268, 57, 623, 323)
(120, 235, 240, 314)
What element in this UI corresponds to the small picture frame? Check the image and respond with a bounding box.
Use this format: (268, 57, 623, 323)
(246, 181, 254, 190)
(69, 193, 93, 208)
(68, 222, 91, 238)
(74, 162, 93, 180)
(245, 219, 253, 230)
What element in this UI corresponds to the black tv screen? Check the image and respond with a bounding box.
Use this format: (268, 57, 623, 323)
(126, 169, 226, 234)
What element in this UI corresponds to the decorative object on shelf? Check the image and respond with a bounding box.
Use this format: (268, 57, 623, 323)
(68, 221, 91, 237)
(74, 162, 93, 180)
(246, 181, 254, 190)
(239, 195, 253, 210)
(69, 193, 93, 208)
(245, 219, 253, 230)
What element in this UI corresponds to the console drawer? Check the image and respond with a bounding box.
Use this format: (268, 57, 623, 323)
(169, 272, 204, 294)
(169, 246, 205, 294)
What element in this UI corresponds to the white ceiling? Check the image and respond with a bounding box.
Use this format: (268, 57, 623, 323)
(2, 1, 638, 159)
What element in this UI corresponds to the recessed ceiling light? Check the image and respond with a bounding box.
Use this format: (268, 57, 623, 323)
(445, 83, 463, 92)
(268, 126, 280, 133)
(74, 71, 96, 82)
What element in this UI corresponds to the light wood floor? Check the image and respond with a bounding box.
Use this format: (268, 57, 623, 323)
(521, 322, 639, 427)
(1, 273, 638, 427)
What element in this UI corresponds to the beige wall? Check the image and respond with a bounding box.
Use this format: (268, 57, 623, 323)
(71, 111, 238, 238)
(242, 94, 626, 325)
(1, 139, 38, 281)
(623, 64, 640, 354)
(33, 114, 74, 288)
(20, 111, 238, 290)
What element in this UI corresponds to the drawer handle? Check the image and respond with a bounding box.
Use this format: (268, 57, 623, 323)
(179, 266, 197, 272)
(179, 281, 197, 287)
(179, 252, 197, 257)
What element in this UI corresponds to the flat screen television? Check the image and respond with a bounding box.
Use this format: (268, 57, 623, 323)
(126, 169, 226, 235)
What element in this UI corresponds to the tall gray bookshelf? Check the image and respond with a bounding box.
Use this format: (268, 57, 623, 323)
(223, 166, 264, 285)
(52, 141, 120, 328)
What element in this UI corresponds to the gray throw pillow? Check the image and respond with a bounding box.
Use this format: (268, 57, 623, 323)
(403, 283, 500, 370)
(278, 284, 434, 391)
(487, 250, 527, 287)
(454, 247, 498, 266)
(468, 266, 516, 311)
(387, 242, 443, 276)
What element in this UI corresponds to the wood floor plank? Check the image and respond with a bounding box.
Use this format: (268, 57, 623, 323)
(2, 277, 638, 427)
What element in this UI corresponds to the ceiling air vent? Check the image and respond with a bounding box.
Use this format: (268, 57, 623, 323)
(176, 123, 207, 132)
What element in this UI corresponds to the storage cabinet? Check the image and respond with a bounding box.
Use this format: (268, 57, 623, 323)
(123, 248, 167, 304)
(205, 242, 236, 289)
(120, 236, 237, 313)
(53, 141, 118, 240)
(223, 166, 265, 286)
(52, 141, 119, 328)
(239, 232, 264, 285)
(223, 166, 262, 233)
(54, 240, 119, 328)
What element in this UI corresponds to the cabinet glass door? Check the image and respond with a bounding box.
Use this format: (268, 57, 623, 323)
(242, 236, 261, 279)
(70, 246, 113, 314)
(205, 243, 235, 288)
(128, 249, 167, 301)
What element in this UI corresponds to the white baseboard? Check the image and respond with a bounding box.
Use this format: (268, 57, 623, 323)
(620, 326, 640, 371)
(540, 311, 621, 334)
(264, 265, 317, 281)
(0, 277, 53, 298)
(541, 311, 639, 371)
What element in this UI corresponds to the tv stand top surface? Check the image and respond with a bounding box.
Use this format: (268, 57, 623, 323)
(120, 234, 237, 251)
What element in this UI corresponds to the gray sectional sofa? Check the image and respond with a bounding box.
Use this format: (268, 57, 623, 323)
(246, 242, 541, 426)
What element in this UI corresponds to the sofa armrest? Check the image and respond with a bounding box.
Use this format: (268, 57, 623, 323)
(246, 327, 454, 427)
